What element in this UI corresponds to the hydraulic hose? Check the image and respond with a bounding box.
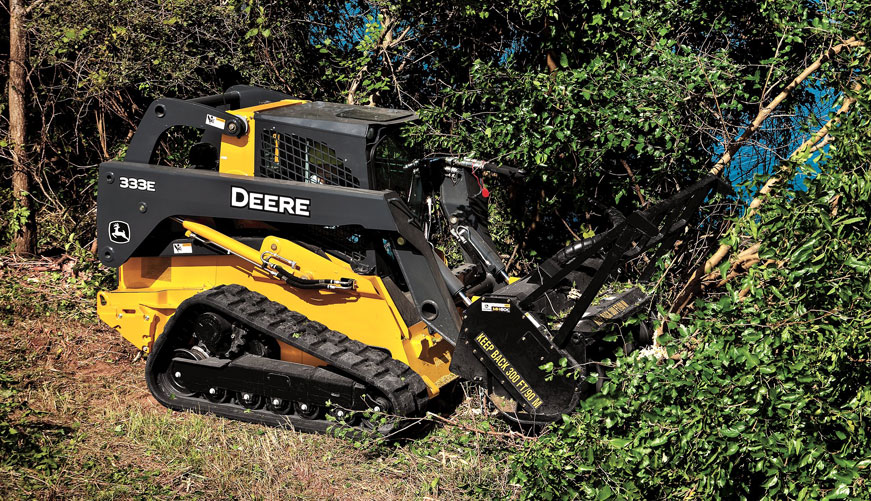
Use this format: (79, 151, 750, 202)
(552, 232, 611, 266)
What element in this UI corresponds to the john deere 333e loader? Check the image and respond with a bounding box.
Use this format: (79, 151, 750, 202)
(96, 86, 720, 434)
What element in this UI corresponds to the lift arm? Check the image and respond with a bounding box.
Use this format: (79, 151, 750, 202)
(176, 218, 356, 291)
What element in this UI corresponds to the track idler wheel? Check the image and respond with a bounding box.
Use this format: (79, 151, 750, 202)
(267, 397, 292, 415)
(359, 396, 392, 431)
(294, 401, 322, 420)
(204, 386, 231, 403)
(328, 407, 357, 425)
(237, 391, 265, 410)
(161, 347, 208, 397)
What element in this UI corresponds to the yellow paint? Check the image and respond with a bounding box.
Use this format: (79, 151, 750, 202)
(181, 219, 264, 265)
(219, 99, 306, 176)
(97, 224, 456, 397)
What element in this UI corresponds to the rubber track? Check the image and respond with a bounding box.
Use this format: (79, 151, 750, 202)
(146, 284, 429, 429)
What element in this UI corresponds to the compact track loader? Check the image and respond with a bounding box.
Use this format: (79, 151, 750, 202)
(97, 86, 720, 433)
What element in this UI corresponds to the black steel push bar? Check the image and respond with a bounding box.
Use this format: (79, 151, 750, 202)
(519, 175, 725, 347)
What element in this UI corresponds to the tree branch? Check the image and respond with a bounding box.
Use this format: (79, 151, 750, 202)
(707, 37, 864, 177)
(670, 82, 861, 316)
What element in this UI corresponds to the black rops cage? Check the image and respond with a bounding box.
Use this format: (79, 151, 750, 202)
(252, 101, 418, 191)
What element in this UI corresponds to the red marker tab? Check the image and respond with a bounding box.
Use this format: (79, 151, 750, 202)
(470, 167, 489, 198)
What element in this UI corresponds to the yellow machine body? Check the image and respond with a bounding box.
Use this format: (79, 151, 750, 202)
(97, 99, 458, 398)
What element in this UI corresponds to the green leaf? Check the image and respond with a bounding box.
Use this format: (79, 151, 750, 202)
(721, 427, 741, 438)
(648, 435, 668, 447)
(791, 238, 818, 264)
(609, 438, 631, 448)
(826, 483, 850, 499)
(834, 216, 865, 226)
(719, 261, 729, 281)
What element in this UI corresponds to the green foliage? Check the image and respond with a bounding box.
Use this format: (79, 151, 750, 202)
(403, 0, 864, 258)
(3, 197, 31, 247)
(30, 0, 326, 98)
(506, 74, 871, 499)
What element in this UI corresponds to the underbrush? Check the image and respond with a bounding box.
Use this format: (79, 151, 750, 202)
(507, 168, 871, 499)
(0, 250, 113, 324)
(0, 363, 68, 472)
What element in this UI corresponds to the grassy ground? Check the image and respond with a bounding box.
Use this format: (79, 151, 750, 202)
(0, 265, 519, 500)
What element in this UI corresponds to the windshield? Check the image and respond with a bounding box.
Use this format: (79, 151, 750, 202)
(371, 135, 416, 194)
(371, 133, 430, 222)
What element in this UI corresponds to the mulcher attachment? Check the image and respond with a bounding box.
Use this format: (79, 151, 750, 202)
(450, 175, 725, 422)
(146, 284, 429, 435)
(451, 296, 583, 423)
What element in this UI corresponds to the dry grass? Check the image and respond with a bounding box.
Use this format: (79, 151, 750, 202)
(0, 292, 518, 500)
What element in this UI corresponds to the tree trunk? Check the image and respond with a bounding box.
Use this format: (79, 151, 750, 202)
(8, 0, 36, 255)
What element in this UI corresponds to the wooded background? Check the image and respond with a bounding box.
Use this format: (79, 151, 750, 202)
(2, 1, 871, 498)
(0, 0, 862, 260)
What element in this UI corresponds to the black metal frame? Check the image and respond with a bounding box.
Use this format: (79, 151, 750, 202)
(518, 175, 723, 347)
(125, 86, 296, 164)
(97, 161, 462, 343)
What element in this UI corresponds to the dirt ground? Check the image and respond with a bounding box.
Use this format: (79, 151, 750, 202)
(0, 315, 517, 500)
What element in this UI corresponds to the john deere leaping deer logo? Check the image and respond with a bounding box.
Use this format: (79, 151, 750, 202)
(108, 221, 131, 244)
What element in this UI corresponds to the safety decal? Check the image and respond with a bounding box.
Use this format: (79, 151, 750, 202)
(205, 114, 226, 130)
(481, 301, 511, 313)
(108, 221, 130, 244)
(172, 242, 193, 254)
(474, 332, 543, 410)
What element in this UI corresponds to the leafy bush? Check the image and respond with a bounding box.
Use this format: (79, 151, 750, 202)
(507, 159, 871, 499)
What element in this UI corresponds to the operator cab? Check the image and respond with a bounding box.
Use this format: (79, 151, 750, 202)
(252, 101, 419, 192)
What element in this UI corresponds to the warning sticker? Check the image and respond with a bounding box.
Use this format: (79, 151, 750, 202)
(481, 301, 511, 313)
(172, 242, 193, 254)
(593, 299, 630, 326)
(474, 332, 543, 409)
(205, 114, 226, 130)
